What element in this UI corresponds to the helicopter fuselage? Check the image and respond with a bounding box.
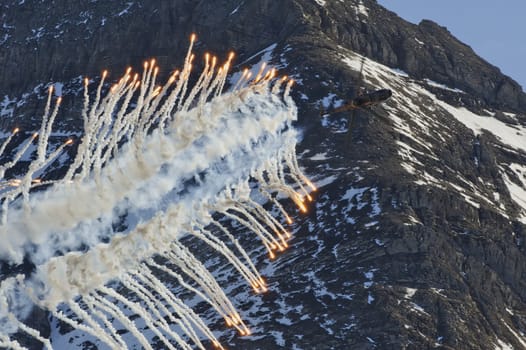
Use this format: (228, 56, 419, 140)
(328, 89, 392, 114)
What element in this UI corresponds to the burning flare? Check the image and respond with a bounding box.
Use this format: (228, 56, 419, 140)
(0, 33, 314, 349)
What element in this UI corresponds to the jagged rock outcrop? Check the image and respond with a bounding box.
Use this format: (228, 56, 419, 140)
(3, 0, 525, 116)
(1, 0, 526, 349)
(305, 2, 526, 111)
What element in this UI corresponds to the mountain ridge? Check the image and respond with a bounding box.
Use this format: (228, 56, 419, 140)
(1, 1, 526, 349)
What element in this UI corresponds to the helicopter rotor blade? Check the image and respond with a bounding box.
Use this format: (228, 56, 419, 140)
(358, 56, 365, 86)
(344, 108, 356, 148)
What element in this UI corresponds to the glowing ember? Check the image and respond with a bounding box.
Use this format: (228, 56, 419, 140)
(0, 34, 315, 349)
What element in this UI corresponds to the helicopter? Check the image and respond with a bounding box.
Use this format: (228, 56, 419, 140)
(320, 56, 392, 137)
(324, 88, 392, 114)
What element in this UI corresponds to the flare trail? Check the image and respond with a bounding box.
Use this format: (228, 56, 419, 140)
(0, 35, 315, 349)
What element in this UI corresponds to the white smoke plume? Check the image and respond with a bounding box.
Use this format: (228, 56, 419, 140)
(0, 35, 315, 349)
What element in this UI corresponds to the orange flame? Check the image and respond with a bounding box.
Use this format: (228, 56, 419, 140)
(232, 314, 242, 324)
(168, 70, 179, 84)
(299, 204, 307, 213)
(152, 86, 162, 97)
(251, 281, 259, 292)
(305, 178, 317, 191)
(9, 179, 21, 187)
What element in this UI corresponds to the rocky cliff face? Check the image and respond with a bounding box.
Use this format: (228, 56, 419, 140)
(2, 0, 526, 349)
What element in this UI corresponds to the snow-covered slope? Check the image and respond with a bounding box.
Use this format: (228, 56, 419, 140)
(2, 0, 526, 349)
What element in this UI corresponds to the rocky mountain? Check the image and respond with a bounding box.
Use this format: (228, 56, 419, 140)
(1, 0, 526, 349)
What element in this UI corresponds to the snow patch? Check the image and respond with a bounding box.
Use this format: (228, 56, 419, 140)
(414, 37, 425, 46)
(495, 339, 514, 350)
(309, 152, 329, 161)
(500, 164, 526, 223)
(404, 287, 417, 299)
(424, 79, 464, 93)
(276, 316, 293, 326)
(314, 175, 338, 188)
(116, 2, 134, 16)
(502, 320, 526, 348)
(0, 33, 10, 45)
(338, 46, 523, 222)
(230, 43, 279, 88)
(355, 0, 369, 17)
(53, 82, 64, 97)
(240, 43, 277, 67)
(391, 68, 409, 77)
(270, 331, 286, 346)
(363, 270, 375, 289)
(430, 288, 446, 298)
(230, 2, 243, 15)
(26, 26, 45, 41)
(406, 215, 422, 225)
(367, 293, 375, 304)
(1, 96, 15, 119)
(320, 93, 344, 109)
(437, 101, 526, 153)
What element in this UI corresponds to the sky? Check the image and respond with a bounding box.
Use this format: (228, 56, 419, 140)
(376, 1, 526, 91)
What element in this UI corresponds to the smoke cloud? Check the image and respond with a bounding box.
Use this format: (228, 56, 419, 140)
(0, 37, 313, 349)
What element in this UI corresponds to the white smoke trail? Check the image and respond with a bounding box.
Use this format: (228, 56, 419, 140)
(0, 35, 314, 348)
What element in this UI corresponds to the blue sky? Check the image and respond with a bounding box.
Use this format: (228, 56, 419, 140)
(376, 1, 526, 91)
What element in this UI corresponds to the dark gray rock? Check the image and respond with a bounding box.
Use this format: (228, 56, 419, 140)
(1, 1, 526, 349)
